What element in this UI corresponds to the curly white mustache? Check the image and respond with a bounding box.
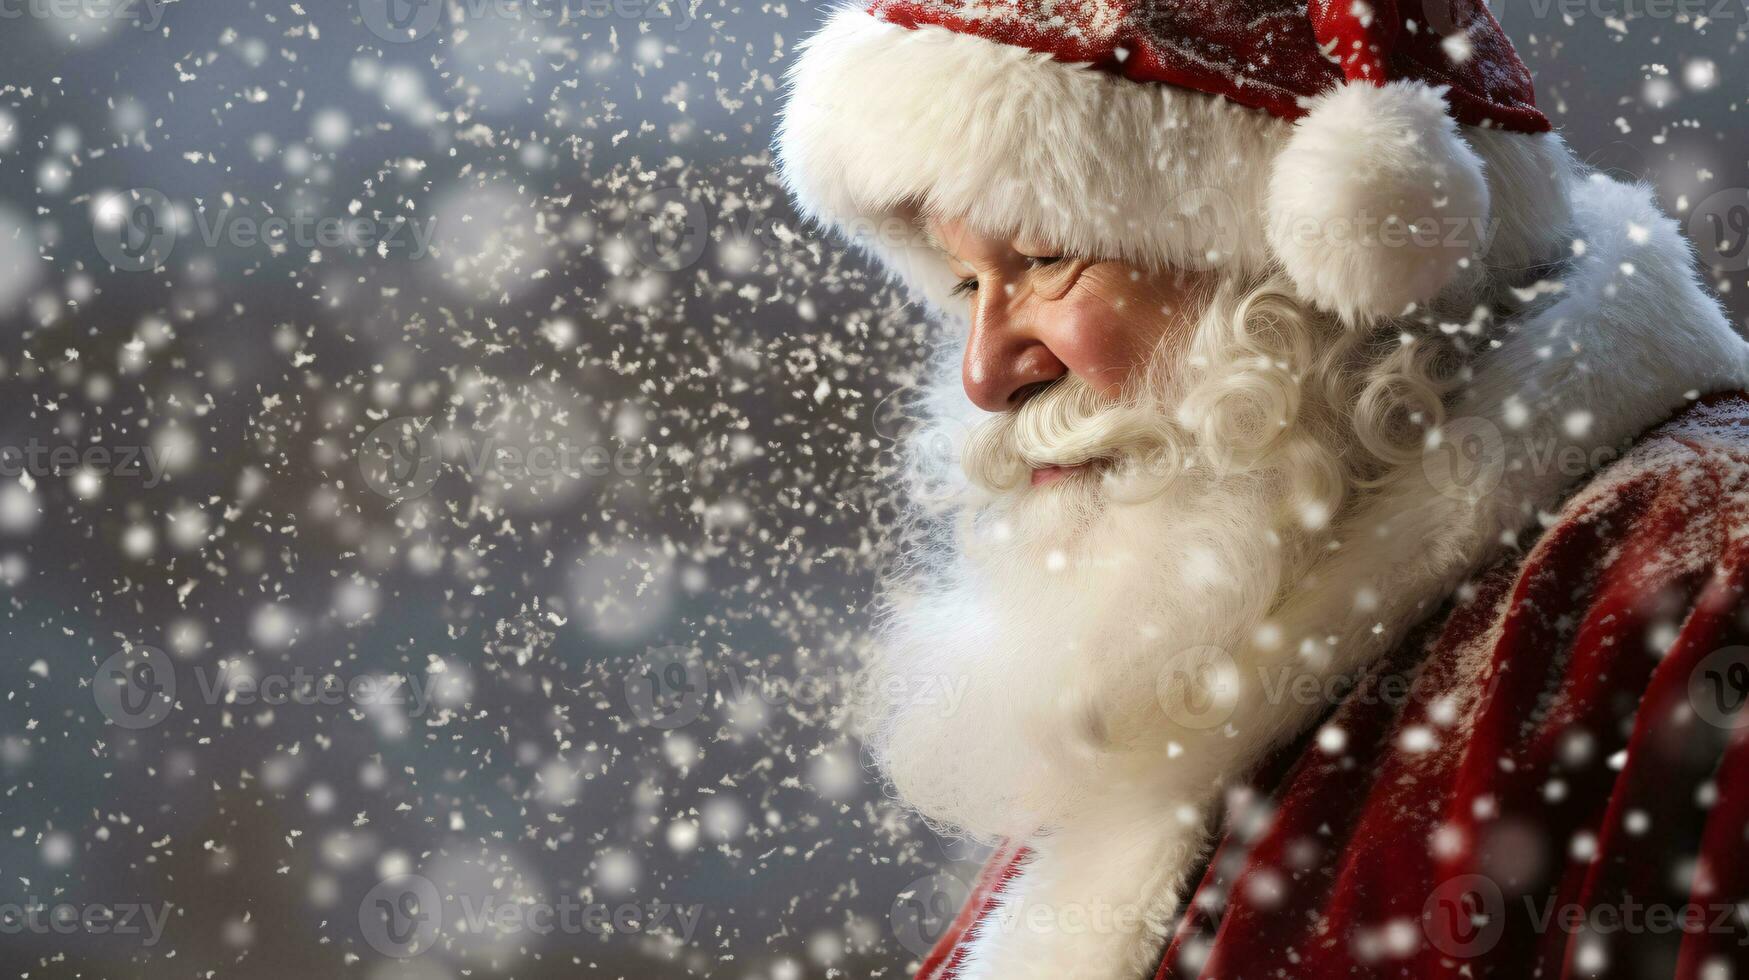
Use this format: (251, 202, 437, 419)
(959, 373, 1180, 492)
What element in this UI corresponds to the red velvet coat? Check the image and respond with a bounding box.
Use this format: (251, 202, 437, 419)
(921, 393, 1749, 979)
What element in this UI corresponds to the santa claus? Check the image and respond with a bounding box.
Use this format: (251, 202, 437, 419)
(777, 1, 1749, 977)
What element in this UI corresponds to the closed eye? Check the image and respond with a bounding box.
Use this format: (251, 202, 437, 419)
(951, 257, 1064, 298)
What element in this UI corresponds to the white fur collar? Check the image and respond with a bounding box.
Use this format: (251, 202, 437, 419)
(952, 171, 1749, 979)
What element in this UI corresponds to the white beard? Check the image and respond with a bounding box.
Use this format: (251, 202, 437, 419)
(868, 455, 1295, 842)
(862, 280, 1379, 978)
(865, 374, 1320, 978)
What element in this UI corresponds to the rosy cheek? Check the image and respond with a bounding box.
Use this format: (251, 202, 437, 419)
(1041, 293, 1152, 396)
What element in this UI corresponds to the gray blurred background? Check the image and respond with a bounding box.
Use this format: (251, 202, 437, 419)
(0, 1, 1742, 977)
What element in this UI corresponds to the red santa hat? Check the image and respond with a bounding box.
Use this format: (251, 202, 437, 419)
(776, 0, 1566, 323)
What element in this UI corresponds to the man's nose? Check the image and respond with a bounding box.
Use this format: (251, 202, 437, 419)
(961, 299, 1068, 412)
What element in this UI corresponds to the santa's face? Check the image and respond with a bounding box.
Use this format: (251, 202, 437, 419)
(864, 225, 1397, 839)
(928, 216, 1211, 487)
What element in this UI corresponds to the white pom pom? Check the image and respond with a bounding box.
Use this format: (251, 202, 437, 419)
(1265, 80, 1491, 323)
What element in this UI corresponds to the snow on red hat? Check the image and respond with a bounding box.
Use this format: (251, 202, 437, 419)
(776, 0, 1563, 323)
